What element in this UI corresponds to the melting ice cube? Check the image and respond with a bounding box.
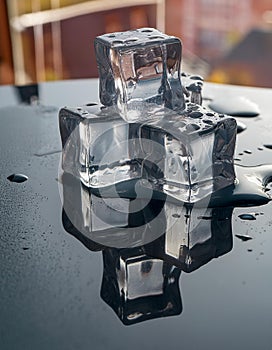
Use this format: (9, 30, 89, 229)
(59, 27, 237, 204)
(94, 28, 185, 120)
(59, 104, 236, 203)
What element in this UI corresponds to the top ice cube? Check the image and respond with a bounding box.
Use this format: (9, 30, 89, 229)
(95, 28, 185, 120)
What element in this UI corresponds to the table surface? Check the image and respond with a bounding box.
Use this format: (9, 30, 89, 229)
(0, 79, 272, 350)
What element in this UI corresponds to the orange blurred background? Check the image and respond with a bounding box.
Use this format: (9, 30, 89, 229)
(1, 0, 272, 87)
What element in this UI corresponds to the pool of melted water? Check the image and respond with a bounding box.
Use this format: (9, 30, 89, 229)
(0, 80, 271, 350)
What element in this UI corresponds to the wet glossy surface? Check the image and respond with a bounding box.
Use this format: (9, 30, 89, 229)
(1, 80, 272, 350)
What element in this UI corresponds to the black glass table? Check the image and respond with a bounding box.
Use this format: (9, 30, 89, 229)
(0, 79, 272, 350)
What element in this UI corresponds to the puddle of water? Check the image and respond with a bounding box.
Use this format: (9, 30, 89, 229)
(209, 96, 260, 117)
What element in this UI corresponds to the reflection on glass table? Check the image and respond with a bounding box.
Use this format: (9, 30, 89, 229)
(61, 172, 233, 325)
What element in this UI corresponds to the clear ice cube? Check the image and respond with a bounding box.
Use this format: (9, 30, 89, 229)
(94, 28, 185, 120)
(59, 103, 236, 203)
(101, 247, 182, 325)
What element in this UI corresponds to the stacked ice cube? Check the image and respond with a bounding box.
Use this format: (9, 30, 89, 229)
(59, 28, 237, 203)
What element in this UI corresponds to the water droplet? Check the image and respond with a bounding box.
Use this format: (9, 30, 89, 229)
(141, 29, 154, 33)
(208, 164, 272, 208)
(189, 111, 203, 118)
(186, 123, 200, 131)
(172, 213, 181, 218)
(238, 213, 256, 220)
(197, 216, 213, 220)
(7, 174, 28, 183)
(125, 38, 138, 44)
(85, 102, 97, 106)
(209, 96, 260, 117)
(112, 40, 123, 45)
(244, 149, 252, 154)
(263, 144, 272, 150)
(149, 36, 164, 40)
(189, 75, 204, 81)
(235, 234, 253, 241)
(206, 112, 214, 117)
(187, 83, 202, 93)
(203, 119, 214, 125)
(237, 121, 247, 134)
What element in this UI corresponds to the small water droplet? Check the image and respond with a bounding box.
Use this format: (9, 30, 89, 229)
(189, 111, 203, 118)
(7, 174, 28, 183)
(197, 216, 213, 220)
(186, 123, 200, 131)
(244, 149, 252, 154)
(237, 121, 247, 134)
(238, 213, 256, 220)
(263, 144, 272, 150)
(235, 234, 253, 241)
(112, 40, 123, 45)
(189, 75, 204, 81)
(206, 112, 214, 117)
(172, 213, 181, 218)
(85, 102, 97, 106)
(203, 119, 214, 125)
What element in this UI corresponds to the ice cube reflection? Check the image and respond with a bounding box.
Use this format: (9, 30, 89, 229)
(61, 172, 234, 325)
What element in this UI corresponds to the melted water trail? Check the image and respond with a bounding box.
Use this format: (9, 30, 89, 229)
(34, 149, 62, 157)
(209, 164, 272, 208)
(209, 96, 260, 117)
(7, 173, 28, 183)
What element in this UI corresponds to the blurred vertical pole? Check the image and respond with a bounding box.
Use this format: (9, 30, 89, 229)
(51, 0, 63, 79)
(156, 0, 165, 32)
(31, 0, 46, 81)
(0, 0, 14, 84)
(6, 0, 26, 84)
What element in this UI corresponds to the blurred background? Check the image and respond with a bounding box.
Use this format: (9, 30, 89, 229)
(0, 0, 272, 87)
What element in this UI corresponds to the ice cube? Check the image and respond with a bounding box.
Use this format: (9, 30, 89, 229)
(100, 247, 182, 325)
(59, 103, 236, 203)
(94, 28, 185, 120)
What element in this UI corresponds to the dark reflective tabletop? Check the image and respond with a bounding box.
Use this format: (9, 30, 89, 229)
(1, 80, 272, 350)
